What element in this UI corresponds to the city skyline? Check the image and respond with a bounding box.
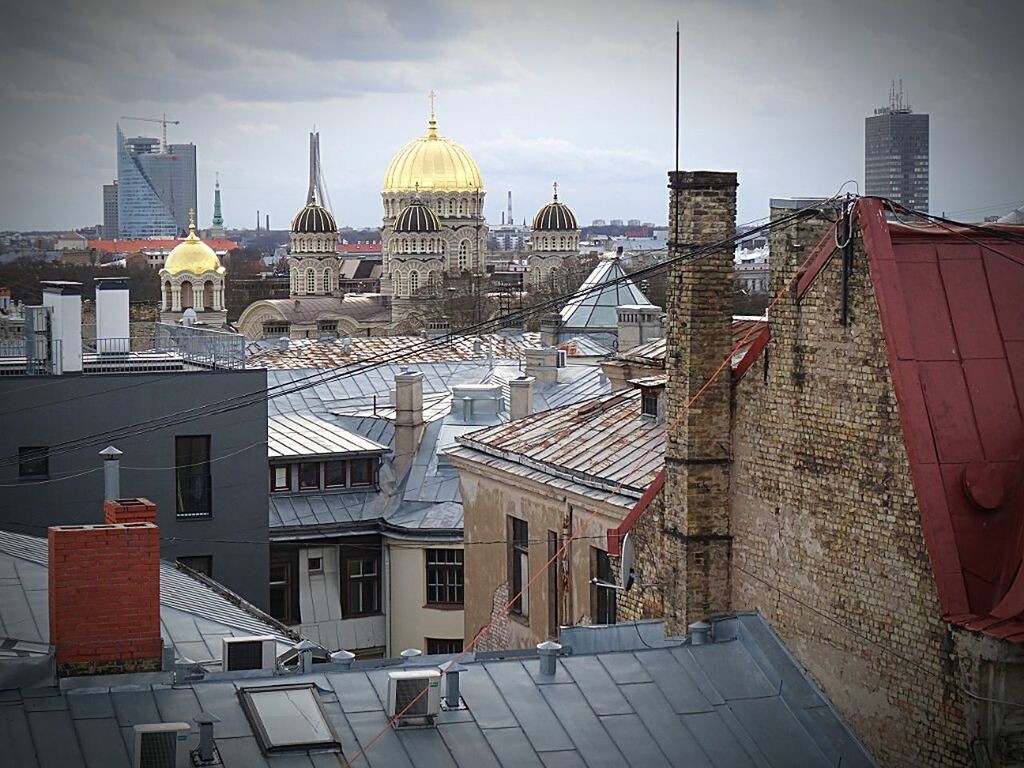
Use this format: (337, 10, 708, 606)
(1, 0, 1021, 231)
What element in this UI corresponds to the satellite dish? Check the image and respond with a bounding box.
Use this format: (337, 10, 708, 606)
(620, 533, 636, 592)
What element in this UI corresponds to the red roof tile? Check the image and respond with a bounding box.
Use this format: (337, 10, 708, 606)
(88, 238, 239, 253)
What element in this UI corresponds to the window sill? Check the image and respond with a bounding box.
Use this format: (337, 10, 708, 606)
(341, 612, 384, 619)
(176, 512, 213, 520)
(509, 611, 530, 627)
(424, 603, 464, 611)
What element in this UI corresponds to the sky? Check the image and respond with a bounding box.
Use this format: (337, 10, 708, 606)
(0, 0, 1021, 232)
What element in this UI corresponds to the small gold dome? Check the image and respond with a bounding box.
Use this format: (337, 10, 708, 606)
(163, 211, 225, 276)
(383, 107, 483, 194)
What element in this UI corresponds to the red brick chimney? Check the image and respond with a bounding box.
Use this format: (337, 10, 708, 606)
(48, 497, 162, 676)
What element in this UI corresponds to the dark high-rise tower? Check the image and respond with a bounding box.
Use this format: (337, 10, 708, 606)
(865, 82, 929, 211)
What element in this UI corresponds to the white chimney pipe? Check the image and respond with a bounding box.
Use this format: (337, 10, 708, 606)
(100, 446, 123, 500)
(509, 376, 535, 421)
(95, 277, 130, 354)
(41, 281, 82, 374)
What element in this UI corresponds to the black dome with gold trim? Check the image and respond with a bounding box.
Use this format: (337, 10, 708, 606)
(394, 201, 442, 234)
(532, 186, 578, 231)
(291, 202, 337, 234)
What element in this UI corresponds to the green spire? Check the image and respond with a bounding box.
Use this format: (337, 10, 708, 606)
(212, 174, 223, 227)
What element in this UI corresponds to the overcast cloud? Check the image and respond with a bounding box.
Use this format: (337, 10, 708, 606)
(0, 0, 1021, 231)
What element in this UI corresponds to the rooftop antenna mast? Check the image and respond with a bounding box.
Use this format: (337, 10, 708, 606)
(675, 21, 680, 173)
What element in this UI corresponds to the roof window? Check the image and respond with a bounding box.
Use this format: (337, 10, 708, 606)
(239, 683, 341, 755)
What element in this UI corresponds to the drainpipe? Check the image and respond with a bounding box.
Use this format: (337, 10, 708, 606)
(383, 541, 392, 657)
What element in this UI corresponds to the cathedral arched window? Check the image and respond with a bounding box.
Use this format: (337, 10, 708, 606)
(181, 281, 194, 309)
(531, 268, 541, 288)
(559, 236, 566, 250)
(395, 272, 406, 296)
(457, 199, 465, 216)
(306, 269, 316, 294)
(409, 271, 419, 294)
(203, 281, 214, 311)
(447, 200, 454, 216)
(162, 281, 171, 310)
(428, 270, 440, 293)
(323, 269, 332, 293)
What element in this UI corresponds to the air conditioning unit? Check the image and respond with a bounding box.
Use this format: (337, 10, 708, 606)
(133, 723, 191, 768)
(387, 669, 442, 726)
(222, 635, 278, 672)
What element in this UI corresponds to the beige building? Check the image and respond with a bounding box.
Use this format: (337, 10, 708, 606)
(447, 379, 665, 651)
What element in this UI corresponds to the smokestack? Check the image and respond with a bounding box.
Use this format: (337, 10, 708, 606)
(507, 190, 513, 224)
(394, 368, 424, 476)
(94, 277, 129, 354)
(266, 213, 270, 231)
(257, 210, 260, 231)
(41, 281, 82, 374)
(49, 498, 162, 676)
(509, 375, 534, 421)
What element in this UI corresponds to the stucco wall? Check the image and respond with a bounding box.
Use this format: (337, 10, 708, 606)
(455, 459, 626, 652)
(387, 540, 464, 653)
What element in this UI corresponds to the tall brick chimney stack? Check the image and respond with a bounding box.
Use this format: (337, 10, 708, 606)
(663, 170, 737, 626)
(48, 497, 162, 676)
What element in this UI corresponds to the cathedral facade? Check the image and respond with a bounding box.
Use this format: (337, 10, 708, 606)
(527, 183, 580, 291)
(381, 100, 487, 321)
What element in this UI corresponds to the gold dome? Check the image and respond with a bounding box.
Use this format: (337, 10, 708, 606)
(163, 211, 225, 276)
(383, 107, 483, 194)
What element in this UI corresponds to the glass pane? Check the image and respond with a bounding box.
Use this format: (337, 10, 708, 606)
(247, 687, 335, 747)
(273, 466, 288, 488)
(324, 461, 346, 487)
(299, 463, 320, 489)
(350, 458, 373, 486)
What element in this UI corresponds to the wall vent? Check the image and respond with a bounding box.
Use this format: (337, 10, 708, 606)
(387, 669, 441, 726)
(133, 723, 191, 768)
(222, 636, 277, 672)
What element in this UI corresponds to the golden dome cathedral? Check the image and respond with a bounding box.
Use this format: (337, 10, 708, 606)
(163, 210, 225, 276)
(383, 96, 483, 193)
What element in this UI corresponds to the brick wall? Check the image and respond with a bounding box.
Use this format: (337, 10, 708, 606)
(103, 497, 157, 525)
(48, 521, 162, 676)
(729, 221, 969, 766)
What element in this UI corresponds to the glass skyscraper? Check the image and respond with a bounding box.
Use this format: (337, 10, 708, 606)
(864, 93, 929, 212)
(116, 125, 197, 238)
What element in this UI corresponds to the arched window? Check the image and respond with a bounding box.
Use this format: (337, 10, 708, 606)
(532, 268, 541, 288)
(447, 200, 454, 216)
(457, 199, 465, 216)
(323, 269, 331, 293)
(559, 236, 566, 250)
(203, 280, 214, 310)
(458, 253, 467, 271)
(162, 281, 171, 310)
(409, 271, 419, 294)
(439, 240, 446, 253)
(306, 269, 316, 294)
(395, 272, 406, 296)
(428, 271, 441, 293)
(180, 281, 194, 309)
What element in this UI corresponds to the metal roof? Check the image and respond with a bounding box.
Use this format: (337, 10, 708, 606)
(0, 530, 296, 670)
(268, 412, 388, 460)
(855, 200, 1024, 641)
(559, 259, 656, 331)
(454, 387, 664, 500)
(0, 614, 875, 767)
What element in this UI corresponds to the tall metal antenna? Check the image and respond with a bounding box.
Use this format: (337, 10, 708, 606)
(675, 21, 680, 172)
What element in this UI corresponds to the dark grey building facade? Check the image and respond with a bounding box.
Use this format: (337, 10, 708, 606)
(102, 181, 118, 240)
(0, 369, 270, 609)
(865, 105, 929, 211)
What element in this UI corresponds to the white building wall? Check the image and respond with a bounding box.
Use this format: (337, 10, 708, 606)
(387, 540, 465, 653)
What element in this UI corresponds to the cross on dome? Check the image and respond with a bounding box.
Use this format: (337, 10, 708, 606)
(553, 180, 558, 201)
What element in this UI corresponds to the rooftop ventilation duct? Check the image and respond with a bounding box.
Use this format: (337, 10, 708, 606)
(537, 640, 562, 676)
(688, 621, 711, 645)
(192, 712, 221, 765)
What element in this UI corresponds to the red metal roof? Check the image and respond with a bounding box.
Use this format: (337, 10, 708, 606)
(859, 198, 1024, 639)
(88, 238, 239, 253)
(338, 243, 382, 254)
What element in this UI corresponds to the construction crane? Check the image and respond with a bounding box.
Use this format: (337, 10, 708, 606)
(120, 113, 180, 152)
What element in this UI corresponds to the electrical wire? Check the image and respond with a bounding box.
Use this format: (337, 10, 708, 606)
(0, 204, 830, 472)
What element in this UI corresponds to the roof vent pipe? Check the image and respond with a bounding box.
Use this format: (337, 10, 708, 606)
(440, 660, 466, 708)
(330, 650, 355, 669)
(688, 621, 711, 646)
(100, 446, 123, 501)
(294, 639, 318, 674)
(401, 648, 422, 663)
(537, 640, 561, 676)
(193, 711, 221, 764)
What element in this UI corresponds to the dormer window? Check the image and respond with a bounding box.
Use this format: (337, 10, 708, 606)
(641, 392, 659, 418)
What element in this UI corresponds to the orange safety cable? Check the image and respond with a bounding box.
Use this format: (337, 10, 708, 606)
(345, 205, 842, 766)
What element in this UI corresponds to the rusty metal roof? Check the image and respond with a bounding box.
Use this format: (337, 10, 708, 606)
(453, 388, 664, 500)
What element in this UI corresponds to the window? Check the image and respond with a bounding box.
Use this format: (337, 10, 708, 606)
(350, 457, 375, 487)
(426, 549, 464, 605)
(342, 551, 381, 616)
(175, 436, 211, 518)
(426, 638, 463, 655)
(409, 271, 419, 294)
(18, 447, 49, 479)
(547, 531, 561, 638)
(508, 517, 529, 619)
(239, 684, 341, 754)
(324, 460, 346, 488)
(306, 269, 315, 293)
(271, 465, 291, 491)
(590, 547, 616, 625)
(641, 391, 659, 418)
(308, 556, 323, 573)
(270, 549, 300, 624)
(323, 270, 332, 293)
(299, 462, 320, 490)
(177, 555, 212, 577)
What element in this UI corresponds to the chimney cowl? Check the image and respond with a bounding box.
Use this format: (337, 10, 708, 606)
(688, 621, 711, 645)
(536, 640, 562, 676)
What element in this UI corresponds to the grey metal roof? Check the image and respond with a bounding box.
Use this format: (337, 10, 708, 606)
(559, 259, 655, 331)
(453, 388, 664, 499)
(268, 412, 388, 460)
(0, 614, 876, 767)
(0, 530, 296, 668)
(269, 492, 390, 537)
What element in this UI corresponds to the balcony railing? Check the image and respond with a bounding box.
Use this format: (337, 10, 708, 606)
(0, 337, 62, 376)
